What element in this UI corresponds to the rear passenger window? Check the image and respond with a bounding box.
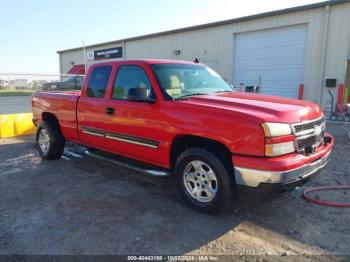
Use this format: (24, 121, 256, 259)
(86, 66, 112, 98)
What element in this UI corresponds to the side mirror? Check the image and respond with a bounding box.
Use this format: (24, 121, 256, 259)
(127, 87, 155, 103)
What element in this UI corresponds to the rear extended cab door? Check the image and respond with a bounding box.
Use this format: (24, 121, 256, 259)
(77, 63, 113, 149)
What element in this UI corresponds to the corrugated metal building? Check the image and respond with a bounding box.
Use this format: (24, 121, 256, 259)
(57, 0, 350, 108)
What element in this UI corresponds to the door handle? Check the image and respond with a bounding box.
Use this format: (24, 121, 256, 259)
(105, 107, 115, 115)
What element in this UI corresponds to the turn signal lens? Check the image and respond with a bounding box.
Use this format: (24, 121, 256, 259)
(265, 141, 295, 156)
(262, 123, 292, 137)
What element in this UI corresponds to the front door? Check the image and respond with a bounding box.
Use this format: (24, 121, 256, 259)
(102, 64, 165, 166)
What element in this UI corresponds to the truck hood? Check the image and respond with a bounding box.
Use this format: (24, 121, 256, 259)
(180, 92, 323, 123)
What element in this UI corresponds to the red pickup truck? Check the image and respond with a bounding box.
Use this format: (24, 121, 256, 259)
(32, 59, 333, 213)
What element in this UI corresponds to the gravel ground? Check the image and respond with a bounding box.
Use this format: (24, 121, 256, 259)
(0, 122, 349, 258)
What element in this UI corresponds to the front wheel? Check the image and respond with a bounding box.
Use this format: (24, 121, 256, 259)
(174, 148, 233, 214)
(36, 121, 65, 160)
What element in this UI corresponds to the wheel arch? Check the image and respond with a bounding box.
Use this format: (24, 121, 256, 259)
(36, 113, 65, 160)
(40, 112, 64, 137)
(41, 112, 59, 125)
(169, 134, 234, 176)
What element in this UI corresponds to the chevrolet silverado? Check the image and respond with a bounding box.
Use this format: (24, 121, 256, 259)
(32, 60, 333, 214)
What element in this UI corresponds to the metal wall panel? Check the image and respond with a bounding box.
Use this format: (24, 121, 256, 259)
(59, 2, 350, 108)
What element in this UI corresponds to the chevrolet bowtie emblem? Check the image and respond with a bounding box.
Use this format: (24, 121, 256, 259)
(314, 125, 322, 136)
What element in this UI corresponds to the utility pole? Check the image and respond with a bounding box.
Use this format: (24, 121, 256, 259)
(82, 41, 87, 75)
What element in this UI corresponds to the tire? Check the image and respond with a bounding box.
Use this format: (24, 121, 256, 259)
(174, 147, 233, 214)
(36, 120, 65, 160)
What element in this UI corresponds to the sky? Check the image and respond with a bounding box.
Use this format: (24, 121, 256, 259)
(0, 0, 327, 74)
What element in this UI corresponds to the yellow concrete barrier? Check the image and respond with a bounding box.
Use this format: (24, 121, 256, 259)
(0, 115, 15, 138)
(0, 113, 36, 138)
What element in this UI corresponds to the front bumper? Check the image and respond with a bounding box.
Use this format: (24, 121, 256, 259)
(233, 134, 333, 189)
(234, 151, 331, 188)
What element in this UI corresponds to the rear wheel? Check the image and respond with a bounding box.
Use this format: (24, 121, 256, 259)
(36, 121, 65, 160)
(174, 148, 233, 214)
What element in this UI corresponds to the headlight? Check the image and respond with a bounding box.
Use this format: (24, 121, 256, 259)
(265, 141, 295, 156)
(262, 123, 292, 137)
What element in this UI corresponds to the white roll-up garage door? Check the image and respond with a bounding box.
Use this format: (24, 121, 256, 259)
(233, 25, 307, 98)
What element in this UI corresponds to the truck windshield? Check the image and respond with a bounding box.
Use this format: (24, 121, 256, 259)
(151, 64, 232, 99)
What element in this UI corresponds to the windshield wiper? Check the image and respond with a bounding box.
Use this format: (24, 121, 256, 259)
(174, 93, 209, 100)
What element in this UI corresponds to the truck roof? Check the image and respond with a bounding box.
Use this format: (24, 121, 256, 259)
(91, 59, 201, 66)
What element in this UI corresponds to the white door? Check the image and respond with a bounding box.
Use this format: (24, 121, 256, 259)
(233, 25, 307, 98)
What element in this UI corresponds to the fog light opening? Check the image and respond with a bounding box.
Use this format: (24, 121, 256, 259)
(324, 136, 332, 144)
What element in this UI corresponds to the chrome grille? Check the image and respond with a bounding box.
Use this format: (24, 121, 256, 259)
(292, 116, 325, 152)
(296, 131, 325, 150)
(293, 116, 325, 134)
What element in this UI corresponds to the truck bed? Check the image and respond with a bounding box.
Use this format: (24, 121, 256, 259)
(32, 91, 81, 142)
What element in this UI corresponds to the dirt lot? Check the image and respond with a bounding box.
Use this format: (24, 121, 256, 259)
(0, 123, 349, 258)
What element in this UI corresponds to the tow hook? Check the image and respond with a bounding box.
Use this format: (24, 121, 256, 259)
(305, 146, 315, 154)
(324, 136, 332, 145)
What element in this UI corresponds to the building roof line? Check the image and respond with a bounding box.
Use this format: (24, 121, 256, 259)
(57, 0, 350, 54)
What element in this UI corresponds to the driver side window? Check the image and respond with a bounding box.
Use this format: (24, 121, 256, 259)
(112, 65, 153, 100)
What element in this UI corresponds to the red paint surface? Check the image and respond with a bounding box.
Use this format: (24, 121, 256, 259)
(265, 134, 295, 144)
